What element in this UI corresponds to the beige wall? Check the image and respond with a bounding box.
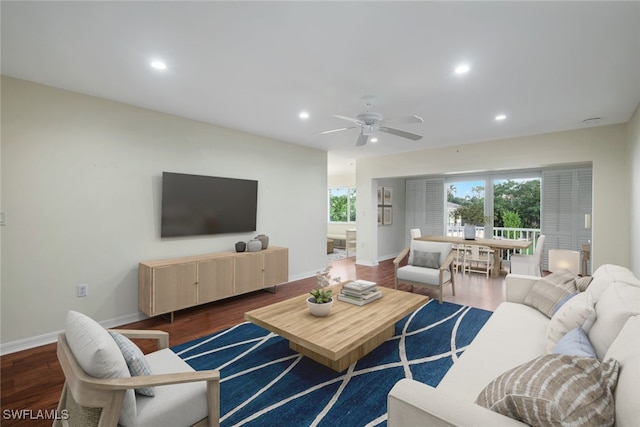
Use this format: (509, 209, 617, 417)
(629, 104, 640, 276)
(356, 124, 631, 270)
(1, 76, 328, 350)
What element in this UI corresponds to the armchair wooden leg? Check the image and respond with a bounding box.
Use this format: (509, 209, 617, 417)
(206, 379, 220, 427)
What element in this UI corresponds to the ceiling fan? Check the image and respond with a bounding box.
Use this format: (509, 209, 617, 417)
(319, 96, 424, 146)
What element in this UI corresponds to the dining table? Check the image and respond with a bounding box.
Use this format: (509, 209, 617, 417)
(416, 235, 533, 278)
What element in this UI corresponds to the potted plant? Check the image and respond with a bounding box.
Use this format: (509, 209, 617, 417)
(307, 266, 341, 317)
(452, 204, 493, 240)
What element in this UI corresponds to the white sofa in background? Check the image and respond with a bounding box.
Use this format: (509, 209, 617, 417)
(388, 264, 640, 426)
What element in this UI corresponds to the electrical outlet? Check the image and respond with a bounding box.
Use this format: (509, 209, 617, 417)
(77, 284, 88, 297)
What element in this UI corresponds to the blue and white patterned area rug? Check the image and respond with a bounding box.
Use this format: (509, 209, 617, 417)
(172, 300, 492, 427)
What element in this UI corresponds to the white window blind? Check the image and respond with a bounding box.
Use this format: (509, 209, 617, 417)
(541, 167, 593, 271)
(405, 178, 445, 245)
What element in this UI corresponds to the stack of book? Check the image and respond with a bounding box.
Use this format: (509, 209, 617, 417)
(337, 280, 382, 306)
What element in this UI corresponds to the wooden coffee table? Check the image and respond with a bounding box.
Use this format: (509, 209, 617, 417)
(244, 283, 429, 372)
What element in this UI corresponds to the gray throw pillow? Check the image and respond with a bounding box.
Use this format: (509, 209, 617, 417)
(476, 354, 619, 427)
(412, 251, 440, 269)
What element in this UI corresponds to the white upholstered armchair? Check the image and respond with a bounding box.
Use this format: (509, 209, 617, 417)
(510, 234, 546, 277)
(55, 311, 219, 427)
(394, 240, 456, 304)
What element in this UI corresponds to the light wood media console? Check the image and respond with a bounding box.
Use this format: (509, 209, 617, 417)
(139, 246, 288, 320)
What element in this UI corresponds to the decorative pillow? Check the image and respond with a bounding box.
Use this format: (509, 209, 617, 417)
(524, 276, 578, 318)
(575, 275, 594, 292)
(412, 250, 440, 269)
(109, 331, 155, 397)
(543, 269, 579, 286)
(553, 327, 597, 358)
(546, 292, 596, 353)
(476, 354, 619, 427)
(65, 311, 136, 426)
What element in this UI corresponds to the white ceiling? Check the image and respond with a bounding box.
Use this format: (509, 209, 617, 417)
(2, 1, 639, 176)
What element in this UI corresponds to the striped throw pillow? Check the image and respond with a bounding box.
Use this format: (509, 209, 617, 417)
(524, 271, 579, 318)
(476, 354, 619, 426)
(109, 331, 155, 397)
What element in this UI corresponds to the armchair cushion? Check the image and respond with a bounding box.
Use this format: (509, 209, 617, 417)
(65, 311, 136, 426)
(136, 349, 209, 427)
(109, 331, 156, 397)
(411, 250, 440, 269)
(397, 265, 451, 286)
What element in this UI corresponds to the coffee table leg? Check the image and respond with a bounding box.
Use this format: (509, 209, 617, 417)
(289, 324, 395, 372)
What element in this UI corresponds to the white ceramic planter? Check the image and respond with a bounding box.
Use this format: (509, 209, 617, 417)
(307, 297, 334, 317)
(464, 224, 476, 240)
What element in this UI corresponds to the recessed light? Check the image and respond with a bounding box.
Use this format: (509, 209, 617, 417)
(495, 114, 507, 121)
(298, 111, 309, 119)
(370, 137, 378, 143)
(150, 60, 167, 70)
(454, 64, 470, 75)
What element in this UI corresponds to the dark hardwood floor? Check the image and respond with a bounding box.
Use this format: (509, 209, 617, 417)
(0, 256, 505, 426)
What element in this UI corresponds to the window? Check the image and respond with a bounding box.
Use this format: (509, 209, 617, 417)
(328, 187, 356, 222)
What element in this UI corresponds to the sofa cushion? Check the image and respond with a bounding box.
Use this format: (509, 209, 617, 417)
(437, 302, 549, 403)
(603, 316, 640, 427)
(545, 291, 596, 353)
(109, 331, 156, 397)
(588, 281, 640, 359)
(553, 327, 597, 358)
(65, 311, 136, 426)
(588, 264, 640, 299)
(475, 354, 619, 427)
(412, 250, 440, 268)
(524, 274, 578, 318)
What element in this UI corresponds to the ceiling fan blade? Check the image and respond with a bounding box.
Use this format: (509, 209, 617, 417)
(317, 126, 357, 135)
(333, 114, 364, 125)
(356, 132, 369, 146)
(379, 126, 423, 141)
(381, 115, 424, 125)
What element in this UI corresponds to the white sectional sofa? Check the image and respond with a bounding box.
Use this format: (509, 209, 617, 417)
(388, 264, 640, 426)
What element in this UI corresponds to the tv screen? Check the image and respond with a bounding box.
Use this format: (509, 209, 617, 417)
(161, 172, 258, 238)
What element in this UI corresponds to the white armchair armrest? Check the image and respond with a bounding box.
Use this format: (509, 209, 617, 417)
(505, 274, 539, 303)
(388, 379, 526, 427)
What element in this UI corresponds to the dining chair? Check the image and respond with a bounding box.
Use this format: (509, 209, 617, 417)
(510, 234, 546, 276)
(463, 245, 495, 278)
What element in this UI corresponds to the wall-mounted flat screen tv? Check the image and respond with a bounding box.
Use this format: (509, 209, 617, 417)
(161, 172, 258, 238)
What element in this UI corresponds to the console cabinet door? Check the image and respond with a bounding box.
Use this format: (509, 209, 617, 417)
(234, 252, 264, 294)
(264, 248, 288, 287)
(153, 262, 197, 314)
(197, 257, 234, 303)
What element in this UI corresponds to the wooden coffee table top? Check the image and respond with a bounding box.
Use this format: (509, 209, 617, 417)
(244, 283, 429, 363)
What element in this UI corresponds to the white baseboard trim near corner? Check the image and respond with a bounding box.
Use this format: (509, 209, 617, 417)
(0, 312, 148, 356)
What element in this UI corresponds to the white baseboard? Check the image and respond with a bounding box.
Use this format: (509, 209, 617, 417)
(0, 312, 148, 356)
